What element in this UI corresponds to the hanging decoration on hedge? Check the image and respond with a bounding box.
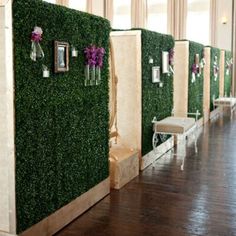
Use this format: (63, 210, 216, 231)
(84, 45, 105, 86)
(226, 58, 233, 75)
(42, 64, 50, 78)
(168, 48, 174, 75)
(30, 26, 44, 61)
(191, 54, 200, 83)
(213, 55, 219, 81)
(162, 48, 174, 76)
(200, 50, 206, 68)
(71, 46, 78, 57)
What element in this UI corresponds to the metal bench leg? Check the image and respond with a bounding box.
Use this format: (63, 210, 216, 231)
(176, 135, 186, 171)
(152, 132, 159, 154)
(193, 131, 198, 153)
(181, 156, 185, 171)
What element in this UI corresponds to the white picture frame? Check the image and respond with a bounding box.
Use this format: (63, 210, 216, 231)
(152, 66, 160, 83)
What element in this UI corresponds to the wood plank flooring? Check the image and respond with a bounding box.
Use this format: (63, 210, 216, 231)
(55, 113, 236, 236)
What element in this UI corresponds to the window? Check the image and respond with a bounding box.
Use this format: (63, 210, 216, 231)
(147, 0, 168, 33)
(43, 0, 56, 3)
(186, 0, 210, 45)
(69, 0, 87, 11)
(113, 0, 132, 29)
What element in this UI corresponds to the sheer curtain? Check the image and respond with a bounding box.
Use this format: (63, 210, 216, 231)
(168, 0, 187, 39)
(112, 0, 132, 29)
(147, 0, 168, 33)
(186, 0, 210, 45)
(132, 0, 147, 28)
(68, 0, 87, 11)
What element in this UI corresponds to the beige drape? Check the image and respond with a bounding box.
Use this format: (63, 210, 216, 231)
(131, 0, 147, 28)
(0, 0, 10, 5)
(56, 0, 68, 6)
(232, 0, 236, 96)
(104, 0, 113, 24)
(210, 0, 217, 47)
(56, 0, 91, 13)
(168, 0, 187, 39)
(87, 0, 92, 13)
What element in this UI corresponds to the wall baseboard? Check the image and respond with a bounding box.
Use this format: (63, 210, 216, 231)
(210, 107, 221, 120)
(0, 232, 17, 236)
(140, 137, 174, 171)
(19, 178, 110, 236)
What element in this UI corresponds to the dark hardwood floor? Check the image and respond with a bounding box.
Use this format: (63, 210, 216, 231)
(55, 113, 236, 236)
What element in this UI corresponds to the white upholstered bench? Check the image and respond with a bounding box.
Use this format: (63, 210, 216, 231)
(213, 97, 236, 117)
(152, 116, 198, 170)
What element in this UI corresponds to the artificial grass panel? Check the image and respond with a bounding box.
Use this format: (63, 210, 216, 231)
(224, 50, 232, 97)
(13, 0, 110, 233)
(188, 41, 204, 119)
(210, 47, 221, 111)
(139, 29, 174, 156)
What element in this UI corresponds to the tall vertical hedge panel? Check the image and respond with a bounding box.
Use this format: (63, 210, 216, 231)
(188, 41, 204, 118)
(210, 47, 221, 111)
(224, 50, 232, 97)
(139, 29, 174, 156)
(13, 0, 110, 233)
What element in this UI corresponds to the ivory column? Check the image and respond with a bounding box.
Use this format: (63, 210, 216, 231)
(219, 50, 225, 97)
(203, 47, 211, 123)
(0, 0, 16, 235)
(173, 41, 189, 117)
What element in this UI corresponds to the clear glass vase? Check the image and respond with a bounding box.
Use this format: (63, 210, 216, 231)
(90, 65, 96, 86)
(84, 65, 90, 86)
(84, 65, 96, 86)
(96, 66, 101, 85)
(30, 42, 44, 61)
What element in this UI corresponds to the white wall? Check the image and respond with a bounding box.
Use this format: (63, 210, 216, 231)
(215, 0, 233, 51)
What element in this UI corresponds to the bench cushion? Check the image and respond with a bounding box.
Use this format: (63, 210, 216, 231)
(153, 117, 196, 134)
(214, 97, 236, 107)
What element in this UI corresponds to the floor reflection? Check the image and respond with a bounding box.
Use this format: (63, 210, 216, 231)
(56, 113, 236, 236)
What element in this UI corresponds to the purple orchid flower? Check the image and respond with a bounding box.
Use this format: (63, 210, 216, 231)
(31, 26, 43, 43)
(169, 48, 174, 66)
(31, 32, 42, 42)
(84, 45, 105, 68)
(96, 47, 105, 68)
(192, 64, 199, 74)
(84, 45, 97, 67)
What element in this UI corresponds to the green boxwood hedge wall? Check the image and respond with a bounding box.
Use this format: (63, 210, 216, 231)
(210, 47, 221, 111)
(224, 50, 232, 97)
(13, 0, 110, 233)
(138, 29, 174, 156)
(188, 41, 204, 119)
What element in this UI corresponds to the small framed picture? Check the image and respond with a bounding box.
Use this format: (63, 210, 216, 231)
(54, 41, 69, 73)
(152, 66, 160, 83)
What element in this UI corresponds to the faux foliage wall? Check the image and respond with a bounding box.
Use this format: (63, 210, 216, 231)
(13, 0, 110, 233)
(138, 29, 174, 156)
(188, 41, 204, 119)
(210, 47, 220, 111)
(224, 50, 232, 96)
